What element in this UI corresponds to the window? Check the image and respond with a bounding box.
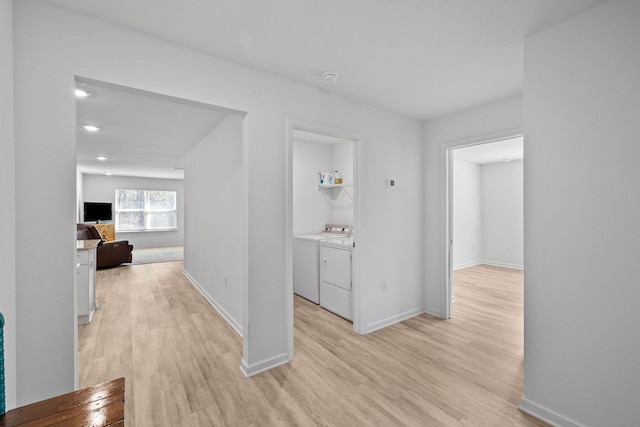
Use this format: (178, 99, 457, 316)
(115, 189, 177, 232)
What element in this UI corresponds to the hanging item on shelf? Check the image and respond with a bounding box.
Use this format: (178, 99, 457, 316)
(319, 171, 335, 186)
(317, 171, 353, 201)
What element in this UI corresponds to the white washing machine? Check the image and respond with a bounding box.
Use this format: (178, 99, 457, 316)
(293, 224, 351, 304)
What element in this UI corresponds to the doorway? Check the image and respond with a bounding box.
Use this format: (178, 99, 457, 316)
(74, 76, 248, 385)
(446, 135, 524, 317)
(285, 120, 365, 359)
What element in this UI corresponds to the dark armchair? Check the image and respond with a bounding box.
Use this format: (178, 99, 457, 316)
(77, 224, 133, 268)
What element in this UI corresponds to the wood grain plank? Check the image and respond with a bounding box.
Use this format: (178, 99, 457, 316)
(45, 401, 124, 427)
(77, 262, 547, 426)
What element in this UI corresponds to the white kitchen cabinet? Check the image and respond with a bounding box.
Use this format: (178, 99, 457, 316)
(76, 239, 100, 325)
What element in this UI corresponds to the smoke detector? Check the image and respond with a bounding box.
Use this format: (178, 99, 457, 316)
(322, 72, 339, 85)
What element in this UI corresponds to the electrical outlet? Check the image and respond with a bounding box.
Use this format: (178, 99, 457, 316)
(381, 280, 388, 292)
(224, 275, 228, 287)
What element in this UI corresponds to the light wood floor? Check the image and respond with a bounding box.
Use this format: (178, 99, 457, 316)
(79, 262, 547, 426)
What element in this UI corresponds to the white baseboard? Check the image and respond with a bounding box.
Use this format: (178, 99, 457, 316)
(519, 396, 585, 427)
(240, 352, 290, 377)
(363, 306, 424, 334)
(182, 269, 243, 337)
(424, 305, 447, 319)
(482, 260, 524, 270)
(453, 261, 482, 271)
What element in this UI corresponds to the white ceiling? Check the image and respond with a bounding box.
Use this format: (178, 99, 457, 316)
(452, 136, 523, 165)
(64, 1, 607, 179)
(47, 0, 607, 121)
(76, 78, 232, 179)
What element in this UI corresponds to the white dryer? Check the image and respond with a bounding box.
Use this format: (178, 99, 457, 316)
(293, 224, 351, 304)
(319, 237, 354, 320)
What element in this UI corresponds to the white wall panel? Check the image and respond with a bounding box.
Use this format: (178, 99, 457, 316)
(481, 160, 523, 269)
(0, 0, 16, 410)
(292, 141, 331, 235)
(184, 114, 245, 334)
(452, 159, 482, 269)
(522, 1, 640, 425)
(329, 141, 354, 226)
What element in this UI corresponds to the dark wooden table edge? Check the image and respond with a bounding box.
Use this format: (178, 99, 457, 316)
(0, 377, 125, 427)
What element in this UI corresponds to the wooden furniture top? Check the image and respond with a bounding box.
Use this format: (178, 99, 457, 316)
(76, 239, 101, 251)
(0, 377, 125, 427)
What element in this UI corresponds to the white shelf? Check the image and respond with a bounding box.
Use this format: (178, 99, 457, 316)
(318, 183, 353, 201)
(318, 183, 352, 190)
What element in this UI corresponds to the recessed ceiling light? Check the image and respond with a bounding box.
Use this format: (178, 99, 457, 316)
(97, 156, 107, 161)
(105, 172, 112, 176)
(75, 89, 90, 98)
(82, 124, 100, 132)
(322, 72, 339, 85)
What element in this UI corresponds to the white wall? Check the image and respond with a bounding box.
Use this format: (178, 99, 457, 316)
(184, 114, 245, 334)
(292, 140, 354, 235)
(359, 123, 423, 333)
(0, 0, 16, 410)
(82, 174, 185, 248)
(521, 1, 640, 425)
(423, 94, 523, 317)
(13, 0, 423, 400)
(481, 160, 523, 269)
(292, 141, 332, 235)
(328, 141, 354, 226)
(452, 158, 482, 269)
(452, 157, 523, 272)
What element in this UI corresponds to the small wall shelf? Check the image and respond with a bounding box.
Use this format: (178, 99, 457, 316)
(318, 183, 353, 201)
(318, 183, 352, 189)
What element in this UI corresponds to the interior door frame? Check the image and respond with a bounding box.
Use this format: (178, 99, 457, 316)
(443, 128, 523, 319)
(285, 118, 366, 359)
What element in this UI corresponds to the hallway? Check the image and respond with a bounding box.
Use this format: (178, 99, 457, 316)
(78, 262, 544, 426)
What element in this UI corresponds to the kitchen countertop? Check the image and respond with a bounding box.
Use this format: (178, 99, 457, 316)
(77, 239, 101, 250)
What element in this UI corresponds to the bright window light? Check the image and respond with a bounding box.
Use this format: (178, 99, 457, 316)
(115, 189, 178, 232)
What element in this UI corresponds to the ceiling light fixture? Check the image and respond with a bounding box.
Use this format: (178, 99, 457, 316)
(75, 89, 90, 97)
(105, 172, 112, 176)
(82, 124, 100, 132)
(322, 72, 339, 85)
(97, 156, 107, 161)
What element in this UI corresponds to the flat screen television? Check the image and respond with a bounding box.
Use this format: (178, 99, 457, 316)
(84, 202, 112, 222)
